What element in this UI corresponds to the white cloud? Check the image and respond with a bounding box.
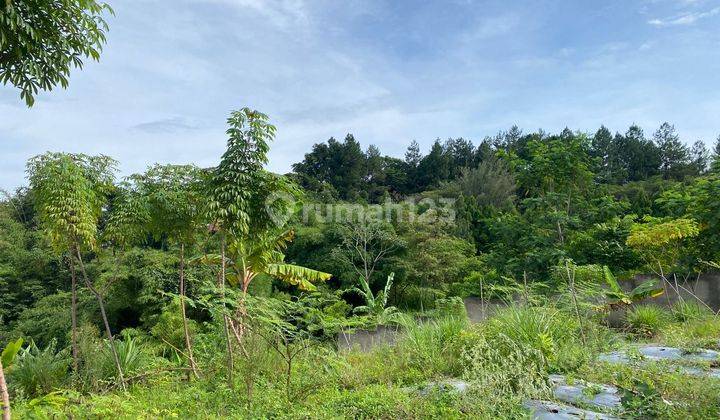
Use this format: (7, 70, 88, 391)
(648, 6, 720, 26)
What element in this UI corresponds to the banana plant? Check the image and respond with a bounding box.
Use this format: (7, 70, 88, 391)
(350, 272, 398, 320)
(1, 338, 23, 420)
(195, 229, 331, 294)
(602, 266, 664, 308)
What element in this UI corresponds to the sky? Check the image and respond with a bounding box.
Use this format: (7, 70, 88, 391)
(2, 0, 720, 191)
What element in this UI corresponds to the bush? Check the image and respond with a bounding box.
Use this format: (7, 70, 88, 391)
(397, 286, 445, 311)
(150, 302, 198, 355)
(9, 340, 71, 397)
(626, 305, 670, 337)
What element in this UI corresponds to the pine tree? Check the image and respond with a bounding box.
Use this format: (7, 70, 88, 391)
(654, 122, 689, 180)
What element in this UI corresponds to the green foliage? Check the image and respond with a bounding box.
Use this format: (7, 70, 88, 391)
(1, 338, 23, 367)
(398, 316, 468, 377)
(9, 340, 70, 397)
(625, 305, 670, 337)
(27, 152, 116, 253)
(0, 203, 58, 325)
(0, 0, 112, 106)
(351, 273, 397, 318)
(602, 265, 664, 307)
(11, 292, 83, 348)
(461, 333, 551, 418)
(208, 108, 278, 237)
(150, 302, 198, 352)
(482, 305, 602, 372)
(100, 332, 147, 378)
(431, 297, 467, 319)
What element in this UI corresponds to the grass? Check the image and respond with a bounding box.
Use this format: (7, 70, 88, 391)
(625, 305, 671, 337)
(10, 303, 720, 419)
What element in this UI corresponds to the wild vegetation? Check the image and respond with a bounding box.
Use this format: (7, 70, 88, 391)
(2, 0, 720, 417)
(1, 105, 719, 418)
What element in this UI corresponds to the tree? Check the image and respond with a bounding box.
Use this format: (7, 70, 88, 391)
(689, 140, 709, 176)
(106, 164, 207, 378)
(403, 140, 423, 193)
(292, 135, 366, 201)
(332, 221, 404, 287)
(207, 108, 331, 386)
(623, 125, 661, 182)
(654, 123, 689, 180)
(417, 140, 450, 189)
(26, 152, 126, 390)
(712, 135, 720, 173)
(627, 217, 701, 301)
(455, 156, 516, 211)
(1, 0, 112, 106)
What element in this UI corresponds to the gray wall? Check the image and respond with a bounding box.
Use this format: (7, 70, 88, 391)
(623, 273, 720, 311)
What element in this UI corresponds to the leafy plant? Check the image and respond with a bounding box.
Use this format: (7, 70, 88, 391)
(1, 338, 23, 420)
(602, 265, 664, 308)
(671, 300, 712, 322)
(9, 340, 70, 397)
(351, 273, 399, 322)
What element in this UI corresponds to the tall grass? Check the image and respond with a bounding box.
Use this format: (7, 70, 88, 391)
(397, 316, 468, 377)
(481, 304, 608, 372)
(671, 301, 712, 322)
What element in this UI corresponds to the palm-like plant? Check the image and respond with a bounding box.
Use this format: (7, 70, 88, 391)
(197, 229, 331, 295)
(351, 273, 398, 320)
(602, 265, 664, 308)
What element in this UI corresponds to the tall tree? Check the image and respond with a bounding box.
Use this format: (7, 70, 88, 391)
(444, 137, 475, 178)
(106, 164, 206, 378)
(1, 0, 112, 106)
(26, 152, 126, 390)
(208, 108, 329, 386)
(292, 135, 366, 201)
(689, 140, 709, 176)
(417, 140, 450, 189)
(654, 122, 689, 180)
(712, 135, 720, 173)
(403, 140, 423, 193)
(591, 126, 611, 182)
(622, 125, 661, 182)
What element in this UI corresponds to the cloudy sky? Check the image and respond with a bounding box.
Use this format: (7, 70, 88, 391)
(2, 0, 720, 190)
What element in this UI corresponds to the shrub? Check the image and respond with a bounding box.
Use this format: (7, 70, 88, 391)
(626, 305, 670, 337)
(150, 302, 198, 354)
(397, 286, 445, 311)
(9, 340, 71, 397)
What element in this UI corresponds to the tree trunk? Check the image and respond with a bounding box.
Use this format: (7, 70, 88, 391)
(179, 243, 199, 378)
(0, 358, 10, 420)
(75, 247, 127, 392)
(68, 254, 79, 372)
(219, 238, 234, 389)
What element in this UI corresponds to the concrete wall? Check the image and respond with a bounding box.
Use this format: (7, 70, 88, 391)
(622, 273, 720, 311)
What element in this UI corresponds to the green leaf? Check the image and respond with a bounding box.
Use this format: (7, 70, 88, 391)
(1, 338, 24, 367)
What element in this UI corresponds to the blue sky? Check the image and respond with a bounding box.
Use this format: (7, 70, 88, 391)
(2, 0, 720, 190)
